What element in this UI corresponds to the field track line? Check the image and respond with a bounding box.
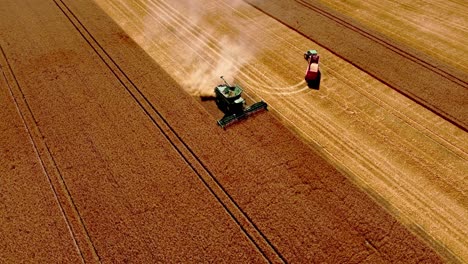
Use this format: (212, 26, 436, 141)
(327, 0, 467, 71)
(205, 1, 467, 160)
(54, 0, 286, 262)
(0, 44, 100, 263)
(247, 0, 468, 132)
(134, 1, 466, 261)
(294, 0, 467, 88)
(148, 0, 467, 196)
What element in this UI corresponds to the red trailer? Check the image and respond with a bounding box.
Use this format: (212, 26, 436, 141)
(304, 50, 321, 89)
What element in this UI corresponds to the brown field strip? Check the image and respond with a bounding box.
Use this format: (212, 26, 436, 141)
(0, 0, 455, 262)
(0, 49, 83, 262)
(0, 0, 269, 262)
(92, 0, 467, 262)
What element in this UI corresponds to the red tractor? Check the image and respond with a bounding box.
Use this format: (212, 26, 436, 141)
(304, 49, 321, 89)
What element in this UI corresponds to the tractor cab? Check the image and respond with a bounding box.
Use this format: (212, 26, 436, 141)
(304, 49, 319, 62)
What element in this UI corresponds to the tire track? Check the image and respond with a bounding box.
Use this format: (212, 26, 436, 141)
(318, 0, 467, 72)
(88, 0, 467, 262)
(54, 0, 285, 262)
(247, 0, 468, 131)
(0, 43, 99, 263)
(232, 23, 468, 259)
(98, 0, 463, 260)
(162, 0, 466, 160)
(157, 0, 467, 160)
(106, 0, 467, 213)
(218, 0, 467, 157)
(294, 0, 467, 88)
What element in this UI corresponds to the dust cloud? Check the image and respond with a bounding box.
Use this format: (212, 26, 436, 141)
(141, 0, 259, 98)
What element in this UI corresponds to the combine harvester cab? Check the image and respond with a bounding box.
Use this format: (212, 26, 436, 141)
(304, 49, 321, 89)
(215, 76, 267, 128)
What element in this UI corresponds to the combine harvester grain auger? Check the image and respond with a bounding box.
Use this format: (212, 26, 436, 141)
(215, 76, 268, 128)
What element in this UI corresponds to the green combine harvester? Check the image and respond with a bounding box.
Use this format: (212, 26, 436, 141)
(215, 76, 268, 128)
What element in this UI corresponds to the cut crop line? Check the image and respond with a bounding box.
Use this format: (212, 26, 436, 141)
(145, 0, 269, 86)
(292, 85, 468, 228)
(99, 0, 467, 262)
(247, 0, 467, 132)
(131, 0, 283, 99)
(214, 0, 468, 251)
(144, 0, 307, 98)
(294, 0, 467, 88)
(133, 0, 467, 205)
(327, 1, 468, 71)
(78, 0, 466, 260)
(321, 63, 468, 161)
(342, 0, 467, 33)
(217, 0, 468, 159)
(264, 59, 468, 224)
(218, 1, 468, 155)
(139, 0, 468, 170)
(267, 80, 467, 232)
(260, 92, 466, 263)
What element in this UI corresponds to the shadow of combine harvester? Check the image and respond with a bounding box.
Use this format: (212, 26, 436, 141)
(214, 76, 268, 129)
